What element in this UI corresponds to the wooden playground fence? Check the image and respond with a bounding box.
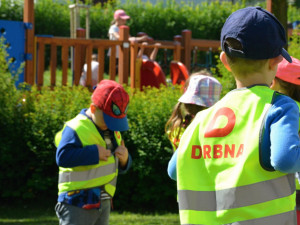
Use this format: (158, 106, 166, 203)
(33, 26, 220, 90)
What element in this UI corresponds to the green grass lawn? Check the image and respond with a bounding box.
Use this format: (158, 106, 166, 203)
(0, 203, 180, 225)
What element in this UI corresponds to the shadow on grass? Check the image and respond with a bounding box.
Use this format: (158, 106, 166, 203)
(0, 200, 58, 225)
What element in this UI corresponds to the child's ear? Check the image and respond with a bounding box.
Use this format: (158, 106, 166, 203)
(90, 104, 96, 114)
(220, 52, 232, 71)
(269, 55, 283, 71)
(270, 78, 276, 89)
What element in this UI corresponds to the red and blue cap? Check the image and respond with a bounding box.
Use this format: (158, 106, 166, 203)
(221, 7, 292, 63)
(92, 80, 129, 131)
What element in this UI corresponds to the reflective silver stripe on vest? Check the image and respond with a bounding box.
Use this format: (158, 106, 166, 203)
(59, 163, 116, 183)
(109, 157, 118, 187)
(181, 210, 296, 225)
(178, 175, 294, 211)
(108, 176, 117, 187)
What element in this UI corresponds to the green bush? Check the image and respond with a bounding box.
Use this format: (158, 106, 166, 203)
(20, 85, 91, 198)
(115, 85, 181, 211)
(34, 0, 70, 37)
(0, 37, 33, 198)
(288, 30, 300, 59)
(0, 0, 23, 21)
(0, 0, 239, 40)
(0, 71, 182, 211)
(1, 0, 299, 41)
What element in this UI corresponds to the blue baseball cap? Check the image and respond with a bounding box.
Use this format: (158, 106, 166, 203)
(221, 7, 292, 63)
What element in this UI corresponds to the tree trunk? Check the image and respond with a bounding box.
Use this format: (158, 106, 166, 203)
(266, 0, 288, 49)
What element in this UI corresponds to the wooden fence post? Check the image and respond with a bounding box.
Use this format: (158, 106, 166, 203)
(181, 30, 192, 72)
(24, 0, 35, 85)
(173, 35, 182, 62)
(50, 43, 57, 88)
(266, 0, 272, 12)
(85, 44, 93, 90)
(73, 28, 86, 86)
(118, 26, 130, 85)
(130, 41, 139, 89)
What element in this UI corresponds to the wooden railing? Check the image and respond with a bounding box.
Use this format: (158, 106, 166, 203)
(33, 26, 221, 90)
(35, 36, 123, 89)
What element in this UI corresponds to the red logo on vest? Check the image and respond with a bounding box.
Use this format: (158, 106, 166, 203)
(115, 131, 121, 140)
(204, 107, 236, 137)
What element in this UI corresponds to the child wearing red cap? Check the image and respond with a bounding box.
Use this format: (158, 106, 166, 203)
(271, 56, 300, 103)
(54, 80, 132, 225)
(270, 56, 300, 224)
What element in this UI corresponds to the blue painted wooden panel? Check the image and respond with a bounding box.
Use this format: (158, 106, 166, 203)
(0, 19, 25, 87)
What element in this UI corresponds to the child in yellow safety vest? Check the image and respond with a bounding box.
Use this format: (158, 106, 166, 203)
(54, 80, 132, 225)
(165, 70, 222, 152)
(270, 56, 300, 224)
(166, 70, 222, 189)
(169, 7, 300, 225)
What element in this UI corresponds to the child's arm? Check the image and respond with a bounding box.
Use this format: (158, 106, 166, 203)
(137, 42, 147, 59)
(115, 140, 132, 173)
(149, 43, 161, 61)
(129, 35, 148, 42)
(168, 150, 178, 181)
(264, 95, 300, 172)
(56, 126, 109, 167)
(111, 31, 120, 40)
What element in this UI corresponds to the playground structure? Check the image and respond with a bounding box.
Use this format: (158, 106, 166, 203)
(33, 26, 220, 89)
(20, 0, 222, 90)
(5, 0, 283, 90)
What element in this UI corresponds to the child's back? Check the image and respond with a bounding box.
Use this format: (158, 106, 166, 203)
(174, 7, 300, 225)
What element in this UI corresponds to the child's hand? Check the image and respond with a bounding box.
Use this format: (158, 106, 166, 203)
(97, 145, 111, 161)
(115, 140, 129, 168)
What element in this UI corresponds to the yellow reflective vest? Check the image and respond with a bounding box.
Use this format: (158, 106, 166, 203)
(55, 114, 122, 197)
(177, 86, 296, 225)
(168, 127, 186, 152)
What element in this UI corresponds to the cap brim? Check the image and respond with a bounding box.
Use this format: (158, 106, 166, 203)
(120, 15, 130, 20)
(103, 112, 129, 131)
(178, 94, 208, 107)
(282, 48, 292, 63)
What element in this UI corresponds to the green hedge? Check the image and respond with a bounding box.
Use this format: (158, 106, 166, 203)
(2, 0, 300, 212)
(0, 83, 182, 211)
(0, 41, 183, 210)
(2, 0, 300, 41)
(0, 0, 248, 40)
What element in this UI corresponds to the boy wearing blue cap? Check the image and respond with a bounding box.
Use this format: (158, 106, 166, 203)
(170, 7, 300, 224)
(54, 80, 132, 225)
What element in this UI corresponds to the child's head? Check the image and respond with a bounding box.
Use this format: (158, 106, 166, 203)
(92, 54, 98, 61)
(165, 74, 222, 141)
(113, 9, 130, 26)
(271, 57, 300, 101)
(184, 69, 210, 87)
(220, 7, 292, 77)
(91, 80, 129, 131)
(179, 74, 222, 111)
